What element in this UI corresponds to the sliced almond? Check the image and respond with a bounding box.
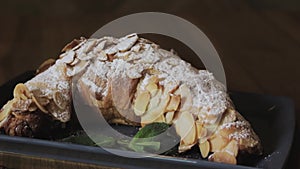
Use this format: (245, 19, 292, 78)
(178, 142, 195, 153)
(134, 91, 150, 116)
(98, 51, 108, 61)
(37, 58, 56, 74)
(117, 33, 138, 52)
(0, 100, 15, 121)
(53, 91, 67, 109)
(68, 38, 87, 51)
(199, 140, 210, 158)
(174, 112, 195, 142)
(219, 127, 235, 139)
(13, 84, 31, 100)
(174, 84, 192, 112)
(147, 68, 160, 75)
(141, 90, 170, 124)
(81, 40, 98, 54)
(197, 124, 208, 142)
(223, 140, 238, 157)
(154, 114, 165, 123)
(131, 44, 141, 53)
(202, 113, 221, 125)
(115, 51, 131, 59)
(166, 95, 180, 112)
(146, 88, 162, 112)
(109, 118, 129, 125)
(196, 121, 205, 139)
(165, 111, 175, 124)
(146, 83, 158, 96)
(66, 60, 90, 77)
(61, 39, 82, 52)
(221, 108, 237, 124)
(126, 66, 143, 79)
(78, 53, 95, 61)
(209, 135, 229, 152)
(208, 151, 237, 164)
(147, 75, 159, 83)
(37, 97, 50, 106)
(60, 50, 75, 64)
(32, 95, 48, 113)
(0, 108, 11, 122)
(182, 122, 197, 145)
(204, 123, 219, 138)
(145, 75, 159, 95)
(105, 46, 118, 55)
(69, 58, 80, 66)
(93, 40, 106, 53)
(196, 121, 202, 136)
(164, 82, 179, 94)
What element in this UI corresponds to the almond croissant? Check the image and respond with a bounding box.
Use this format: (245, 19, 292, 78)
(0, 34, 262, 164)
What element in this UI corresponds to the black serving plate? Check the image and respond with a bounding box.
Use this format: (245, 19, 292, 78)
(0, 71, 295, 169)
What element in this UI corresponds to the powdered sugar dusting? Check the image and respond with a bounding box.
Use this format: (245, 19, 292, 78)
(25, 61, 70, 100)
(219, 120, 256, 141)
(25, 34, 231, 125)
(220, 121, 248, 130)
(24, 59, 71, 122)
(67, 34, 230, 125)
(229, 129, 251, 140)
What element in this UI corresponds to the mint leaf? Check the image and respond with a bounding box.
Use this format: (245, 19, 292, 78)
(129, 122, 169, 153)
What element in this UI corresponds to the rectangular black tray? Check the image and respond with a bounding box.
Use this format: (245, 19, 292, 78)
(0, 71, 295, 169)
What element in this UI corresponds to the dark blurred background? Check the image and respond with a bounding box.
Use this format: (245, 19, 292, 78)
(0, 0, 299, 168)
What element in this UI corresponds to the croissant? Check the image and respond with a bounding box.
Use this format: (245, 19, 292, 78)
(0, 34, 262, 164)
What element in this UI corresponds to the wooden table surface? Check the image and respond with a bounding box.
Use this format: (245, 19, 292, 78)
(0, 0, 299, 168)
